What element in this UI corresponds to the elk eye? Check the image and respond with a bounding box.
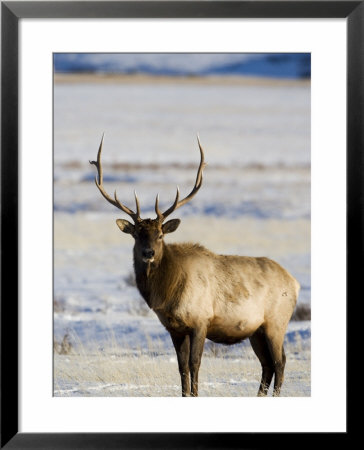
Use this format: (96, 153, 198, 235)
(158, 234, 163, 240)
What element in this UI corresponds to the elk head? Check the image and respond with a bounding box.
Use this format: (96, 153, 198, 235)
(90, 134, 206, 265)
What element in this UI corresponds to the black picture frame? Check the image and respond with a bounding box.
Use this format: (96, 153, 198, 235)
(1, 1, 357, 448)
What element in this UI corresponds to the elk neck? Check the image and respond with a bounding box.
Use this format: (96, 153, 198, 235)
(133, 242, 186, 311)
(133, 240, 167, 308)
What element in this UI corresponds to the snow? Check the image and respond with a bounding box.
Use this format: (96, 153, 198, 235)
(54, 74, 310, 396)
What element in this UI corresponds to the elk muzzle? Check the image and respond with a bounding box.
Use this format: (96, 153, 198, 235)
(142, 248, 155, 263)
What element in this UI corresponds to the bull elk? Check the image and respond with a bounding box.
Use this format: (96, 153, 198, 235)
(90, 134, 300, 397)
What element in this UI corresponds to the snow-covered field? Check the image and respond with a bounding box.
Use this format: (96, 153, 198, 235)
(54, 74, 311, 397)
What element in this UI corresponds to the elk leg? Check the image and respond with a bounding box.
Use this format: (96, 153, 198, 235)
(170, 333, 191, 397)
(249, 329, 274, 396)
(189, 328, 206, 397)
(271, 345, 286, 397)
(264, 327, 286, 397)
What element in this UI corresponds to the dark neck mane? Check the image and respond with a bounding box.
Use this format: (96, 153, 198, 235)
(133, 242, 204, 310)
(133, 242, 166, 308)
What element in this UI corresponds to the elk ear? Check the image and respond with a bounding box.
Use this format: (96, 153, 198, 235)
(162, 219, 181, 234)
(116, 219, 135, 235)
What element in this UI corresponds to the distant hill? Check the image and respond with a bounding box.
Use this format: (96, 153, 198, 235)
(54, 53, 310, 79)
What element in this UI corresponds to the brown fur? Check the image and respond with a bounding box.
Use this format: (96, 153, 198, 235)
(91, 136, 299, 397)
(117, 217, 300, 397)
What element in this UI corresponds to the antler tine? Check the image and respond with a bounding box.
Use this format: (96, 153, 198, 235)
(134, 190, 141, 218)
(155, 194, 163, 221)
(158, 135, 206, 221)
(195, 134, 206, 188)
(89, 134, 141, 222)
(156, 187, 180, 221)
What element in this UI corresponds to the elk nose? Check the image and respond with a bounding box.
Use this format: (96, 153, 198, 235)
(142, 249, 155, 259)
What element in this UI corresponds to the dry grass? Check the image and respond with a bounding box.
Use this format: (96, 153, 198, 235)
(54, 72, 310, 87)
(291, 303, 311, 321)
(54, 332, 310, 397)
(53, 298, 65, 313)
(54, 333, 73, 355)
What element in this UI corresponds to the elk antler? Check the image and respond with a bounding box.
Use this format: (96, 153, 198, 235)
(89, 134, 141, 223)
(155, 135, 206, 222)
